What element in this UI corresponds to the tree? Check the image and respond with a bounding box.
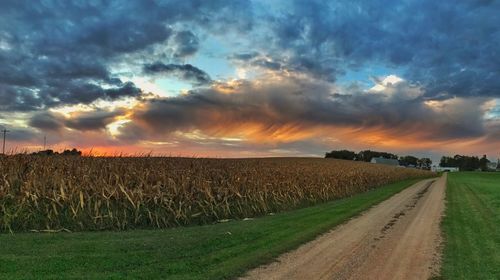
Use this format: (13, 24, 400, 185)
(32, 149, 55, 156)
(62, 148, 82, 156)
(31, 148, 82, 157)
(440, 156, 457, 167)
(479, 155, 490, 171)
(463, 155, 480, 171)
(399, 155, 419, 167)
(440, 154, 480, 171)
(417, 158, 432, 170)
(325, 150, 356, 160)
(357, 150, 398, 162)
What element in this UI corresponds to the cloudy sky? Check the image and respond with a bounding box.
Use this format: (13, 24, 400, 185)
(1, 0, 499, 160)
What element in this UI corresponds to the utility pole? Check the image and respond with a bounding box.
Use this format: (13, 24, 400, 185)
(2, 129, 9, 155)
(43, 135, 47, 150)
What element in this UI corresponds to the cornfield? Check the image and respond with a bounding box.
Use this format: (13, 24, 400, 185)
(0, 156, 432, 232)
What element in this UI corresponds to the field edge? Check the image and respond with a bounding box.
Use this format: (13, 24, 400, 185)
(0, 177, 434, 280)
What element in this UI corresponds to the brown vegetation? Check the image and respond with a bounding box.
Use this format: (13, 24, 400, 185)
(0, 156, 432, 232)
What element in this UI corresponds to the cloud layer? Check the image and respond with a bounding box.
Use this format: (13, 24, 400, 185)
(1, 0, 499, 159)
(116, 74, 497, 143)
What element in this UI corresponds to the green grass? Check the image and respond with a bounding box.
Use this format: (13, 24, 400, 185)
(0, 178, 423, 280)
(441, 172, 500, 279)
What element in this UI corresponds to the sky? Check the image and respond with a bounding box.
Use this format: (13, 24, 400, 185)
(1, 0, 499, 161)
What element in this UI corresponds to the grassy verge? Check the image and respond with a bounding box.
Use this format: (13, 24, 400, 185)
(441, 172, 500, 279)
(0, 178, 423, 279)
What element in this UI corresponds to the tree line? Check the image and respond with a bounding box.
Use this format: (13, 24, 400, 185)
(31, 148, 82, 156)
(324, 149, 432, 169)
(440, 154, 498, 171)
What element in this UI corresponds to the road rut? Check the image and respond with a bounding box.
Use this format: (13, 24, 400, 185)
(242, 174, 447, 280)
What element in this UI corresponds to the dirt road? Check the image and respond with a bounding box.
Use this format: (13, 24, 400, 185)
(242, 174, 447, 280)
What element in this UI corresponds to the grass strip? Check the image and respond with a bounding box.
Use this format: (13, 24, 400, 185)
(440, 172, 500, 279)
(0, 178, 423, 280)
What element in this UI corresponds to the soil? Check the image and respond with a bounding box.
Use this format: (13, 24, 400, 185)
(242, 174, 447, 280)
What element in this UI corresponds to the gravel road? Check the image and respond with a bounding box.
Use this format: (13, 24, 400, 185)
(242, 174, 446, 280)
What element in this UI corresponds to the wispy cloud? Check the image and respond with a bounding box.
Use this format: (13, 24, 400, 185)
(143, 63, 212, 85)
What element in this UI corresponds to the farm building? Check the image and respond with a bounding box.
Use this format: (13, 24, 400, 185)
(486, 162, 498, 171)
(431, 166, 459, 172)
(370, 157, 399, 166)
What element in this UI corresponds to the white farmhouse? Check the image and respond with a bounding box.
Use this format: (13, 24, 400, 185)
(370, 157, 400, 166)
(431, 166, 459, 172)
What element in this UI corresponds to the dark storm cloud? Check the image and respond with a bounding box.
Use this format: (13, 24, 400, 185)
(0, 1, 158, 110)
(29, 109, 124, 132)
(0, 85, 42, 111)
(64, 110, 124, 131)
(3, 0, 499, 155)
(117, 75, 493, 143)
(0, 0, 252, 111)
(144, 63, 212, 85)
(171, 31, 200, 58)
(256, 0, 500, 98)
(40, 81, 142, 108)
(5, 0, 497, 111)
(28, 112, 65, 132)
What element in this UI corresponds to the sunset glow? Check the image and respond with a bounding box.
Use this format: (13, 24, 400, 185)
(1, 1, 499, 162)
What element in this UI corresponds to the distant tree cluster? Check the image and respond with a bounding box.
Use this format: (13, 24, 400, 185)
(440, 154, 492, 171)
(324, 150, 357, 160)
(31, 148, 82, 156)
(397, 155, 417, 166)
(325, 149, 397, 162)
(355, 150, 398, 162)
(325, 149, 432, 169)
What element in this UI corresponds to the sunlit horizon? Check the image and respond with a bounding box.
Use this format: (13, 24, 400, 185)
(1, 1, 499, 163)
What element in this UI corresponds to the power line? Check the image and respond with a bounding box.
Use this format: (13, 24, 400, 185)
(2, 129, 9, 155)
